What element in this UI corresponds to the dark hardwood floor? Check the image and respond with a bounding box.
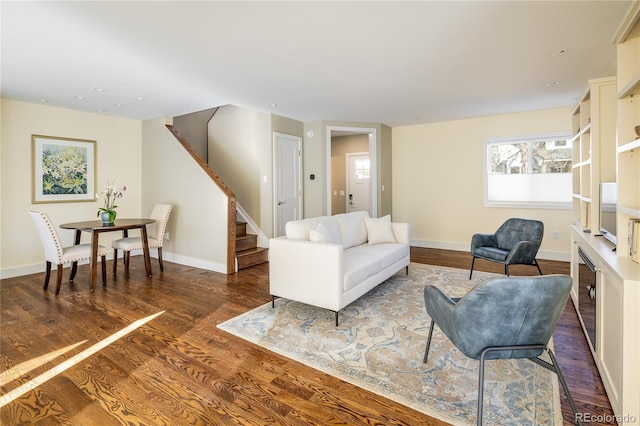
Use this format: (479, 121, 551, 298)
(0, 248, 614, 425)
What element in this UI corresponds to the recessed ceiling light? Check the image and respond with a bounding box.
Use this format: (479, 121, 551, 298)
(113, 103, 123, 107)
(551, 49, 567, 56)
(74, 96, 86, 100)
(269, 103, 278, 107)
(93, 87, 106, 92)
(97, 109, 106, 113)
(545, 81, 560, 86)
(133, 96, 144, 101)
(38, 99, 49, 103)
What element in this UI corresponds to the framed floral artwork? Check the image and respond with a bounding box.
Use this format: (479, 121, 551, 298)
(32, 135, 97, 203)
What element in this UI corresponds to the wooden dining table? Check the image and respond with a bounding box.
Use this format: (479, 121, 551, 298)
(60, 218, 155, 291)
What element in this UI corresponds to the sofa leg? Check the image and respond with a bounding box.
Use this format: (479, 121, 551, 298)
(335, 311, 339, 326)
(271, 295, 276, 308)
(405, 265, 409, 275)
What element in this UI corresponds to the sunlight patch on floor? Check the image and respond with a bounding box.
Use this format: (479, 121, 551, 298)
(0, 311, 165, 408)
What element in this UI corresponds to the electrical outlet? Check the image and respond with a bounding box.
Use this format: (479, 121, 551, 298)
(553, 231, 559, 239)
(164, 232, 170, 241)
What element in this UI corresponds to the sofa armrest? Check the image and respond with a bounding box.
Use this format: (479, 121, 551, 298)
(269, 237, 345, 312)
(391, 222, 410, 245)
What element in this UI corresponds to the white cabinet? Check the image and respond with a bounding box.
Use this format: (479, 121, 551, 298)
(568, 4, 640, 423)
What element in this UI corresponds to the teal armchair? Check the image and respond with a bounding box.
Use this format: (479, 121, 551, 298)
(469, 218, 543, 278)
(423, 275, 581, 425)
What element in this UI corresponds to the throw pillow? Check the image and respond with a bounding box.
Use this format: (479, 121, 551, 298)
(309, 222, 333, 243)
(364, 215, 396, 244)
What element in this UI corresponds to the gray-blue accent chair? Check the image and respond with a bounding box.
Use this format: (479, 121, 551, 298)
(423, 275, 581, 426)
(469, 218, 544, 279)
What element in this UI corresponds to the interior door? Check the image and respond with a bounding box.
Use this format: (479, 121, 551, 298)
(274, 133, 302, 237)
(346, 153, 371, 215)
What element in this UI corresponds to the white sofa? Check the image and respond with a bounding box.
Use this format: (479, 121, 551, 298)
(269, 211, 410, 325)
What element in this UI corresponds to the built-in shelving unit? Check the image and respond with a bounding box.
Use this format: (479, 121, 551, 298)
(570, 4, 640, 424)
(616, 19, 640, 258)
(570, 77, 616, 232)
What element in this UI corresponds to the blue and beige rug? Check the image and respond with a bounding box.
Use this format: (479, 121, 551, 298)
(217, 263, 562, 425)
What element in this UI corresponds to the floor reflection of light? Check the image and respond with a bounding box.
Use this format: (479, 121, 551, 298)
(0, 340, 88, 386)
(0, 311, 165, 407)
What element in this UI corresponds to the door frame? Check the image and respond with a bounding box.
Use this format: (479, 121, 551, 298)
(326, 126, 377, 217)
(273, 132, 303, 237)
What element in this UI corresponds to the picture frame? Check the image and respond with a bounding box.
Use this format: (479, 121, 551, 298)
(32, 135, 97, 204)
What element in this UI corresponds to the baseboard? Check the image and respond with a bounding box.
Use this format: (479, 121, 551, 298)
(0, 250, 227, 279)
(2, 243, 567, 280)
(409, 238, 570, 262)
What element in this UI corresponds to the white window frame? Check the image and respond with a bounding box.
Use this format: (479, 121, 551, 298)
(483, 132, 572, 210)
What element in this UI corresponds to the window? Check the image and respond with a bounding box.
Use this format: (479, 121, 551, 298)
(485, 133, 572, 209)
(354, 158, 370, 179)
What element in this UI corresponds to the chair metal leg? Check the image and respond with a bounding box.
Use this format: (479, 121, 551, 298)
(477, 350, 488, 426)
(534, 259, 543, 275)
(55, 264, 63, 295)
(44, 261, 52, 290)
(423, 319, 435, 363)
(530, 349, 583, 425)
(469, 257, 476, 279)
(477, 344, 582, 426)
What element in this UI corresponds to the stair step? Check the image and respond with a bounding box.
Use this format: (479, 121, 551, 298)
(236, 247, 268, 270)
(236, 221, 247, 237)
(236, 233, 258, 252)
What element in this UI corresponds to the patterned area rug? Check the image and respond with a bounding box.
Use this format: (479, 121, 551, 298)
(218, 263, 562, 425)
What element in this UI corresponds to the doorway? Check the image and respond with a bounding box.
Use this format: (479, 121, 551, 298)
(346, 153, 371, 215)
(273, 132, 303, 237)
(326, 126, 377, 217)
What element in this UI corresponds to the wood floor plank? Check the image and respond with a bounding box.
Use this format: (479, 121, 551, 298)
(1, 248, 614, 425)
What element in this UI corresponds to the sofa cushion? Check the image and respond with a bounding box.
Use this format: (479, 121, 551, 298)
(347, 243, 409, 269)
(286, 217, 320, 240)
(286, 216, 340, 243)
(309, 222, 333, 243)
(318, 216, 341, 244)
(343, 251, 383, 292)
(364, 215, 396, 244)
(335, 211, 369, 249)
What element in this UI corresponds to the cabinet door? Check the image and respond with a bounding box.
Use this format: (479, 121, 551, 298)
(598, 266, 623, 414)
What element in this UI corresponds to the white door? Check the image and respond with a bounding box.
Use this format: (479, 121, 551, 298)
(274, 133, 303, 237)
(346, 153, 371, 215)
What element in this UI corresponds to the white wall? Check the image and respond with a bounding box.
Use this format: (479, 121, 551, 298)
(207, 105, 272, 236)
(1, 99, 142, 277)
(302, 120, 393, 219)
(142, 118, 228, 272)
(392, 107, 573, 261)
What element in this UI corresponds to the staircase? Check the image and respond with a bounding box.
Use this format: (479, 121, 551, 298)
(235, 221, 268, 270)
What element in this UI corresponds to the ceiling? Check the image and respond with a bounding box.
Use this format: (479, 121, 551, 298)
(1, 1, 633, 127)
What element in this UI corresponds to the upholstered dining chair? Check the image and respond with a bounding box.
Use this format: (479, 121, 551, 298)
(29, 210, 108, 295)
(423, 275, 581, 426)
(469, 217, 544, 278)
(112, 204, 173, 278)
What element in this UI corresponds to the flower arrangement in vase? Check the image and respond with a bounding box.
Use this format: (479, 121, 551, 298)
(97, 182, 126, 225)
